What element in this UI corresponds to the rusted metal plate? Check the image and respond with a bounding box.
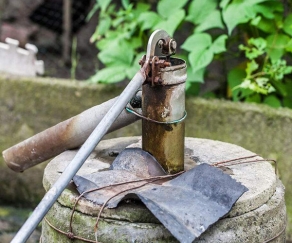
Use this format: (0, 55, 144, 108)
(74, 170, 143, 208)
(110, 148, 166, 177)
(74, 160, 247, 243)
(137, 164, 248, 243)
(74, 148, 166, 208)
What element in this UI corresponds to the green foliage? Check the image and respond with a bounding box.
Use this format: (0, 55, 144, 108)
(227, 0, 292, 108)
(88, 0, 292, 108)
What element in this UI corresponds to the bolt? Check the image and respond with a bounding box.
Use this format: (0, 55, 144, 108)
(158, 40, 164, 48)
(170, 40, 177, 51)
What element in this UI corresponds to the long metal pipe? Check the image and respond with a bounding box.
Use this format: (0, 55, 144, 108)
(3, 94, 141, 172)
(11, 69, 146, 243)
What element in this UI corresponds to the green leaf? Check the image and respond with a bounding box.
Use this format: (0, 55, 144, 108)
(96, 16, 111, 36)
(153, 9, 185, 36)
(132, 3, 151, 18)
(246, 60, 259, 77)
(227, 68, 246, 101)
(252, 4, 278, 19)
(187, 67, 205, 83)
(283, 97, 292, 108)
(256, 17, 277, 33)
(220, 0, 231, 9)
(228, 68, 245, 89)
(195, 10, 224, 32)
(245, 93, 261, 103)
(181, 33, 212, 52)
(238, 86, 254, 98)
(128, 37, 142, 49)
(238, 78, 270, 95)
(98, 41, 134, 66)
(96, 35, 117, 50)
(255, 77, 269, 88)
(239, 37, 267, 59)
(274, 12, 284, 29)
(251, 16, 262, 26)
(265, 1, 283, 11)
(266, 34, 290, 61)
(222, 2, 251, 34)
(210, 35, 227, 54)
(122, 0, 130, 9)
(249, 37, 267, 50)
(90, 66, 127, 83)
(97, 0, 112, 12)
(125, 52, 144, 79)
(286, 39, 292, 53)
(189, 48, 214, 72)
(187, 0, 217, 25)
(157, 0, 188, 18)
(138, 12, 161, 31)
(270, 80, 288, 97)
(222, 0, 269, 34)
(283, 14, 292, 37)
(263, 95, 281, 108)
(86, 3, 100, 21)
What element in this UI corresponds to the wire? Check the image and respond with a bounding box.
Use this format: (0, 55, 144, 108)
(125, 106, 187, 125)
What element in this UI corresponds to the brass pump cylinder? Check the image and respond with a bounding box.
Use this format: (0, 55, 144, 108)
(142, 57, 187, 174)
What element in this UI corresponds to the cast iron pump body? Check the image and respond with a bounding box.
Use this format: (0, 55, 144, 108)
(139, 30, 187, 174)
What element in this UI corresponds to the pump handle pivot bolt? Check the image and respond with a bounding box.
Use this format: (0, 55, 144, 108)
(170, 40, 177, 51)
(139, 30, 176, 86)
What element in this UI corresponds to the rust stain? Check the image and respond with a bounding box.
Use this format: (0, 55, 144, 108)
(142, 84, 185, 174)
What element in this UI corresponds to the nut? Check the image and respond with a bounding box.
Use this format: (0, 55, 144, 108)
(170, 40, 177, 51)
(158, 40, 164, 48)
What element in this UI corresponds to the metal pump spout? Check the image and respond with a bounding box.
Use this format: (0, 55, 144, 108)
(138, 32, 187, 174)
(142, 57, 187, 174)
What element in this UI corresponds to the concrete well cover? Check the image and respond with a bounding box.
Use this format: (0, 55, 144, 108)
(42, 137, 281, 242)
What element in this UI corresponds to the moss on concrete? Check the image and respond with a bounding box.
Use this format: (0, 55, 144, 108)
(42, 202, 176, 243)
(0, 205, 41, 243)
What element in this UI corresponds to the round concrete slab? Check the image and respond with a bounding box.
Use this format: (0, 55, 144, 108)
(42, 137, 285, 242)
(43, 137, 276, 218)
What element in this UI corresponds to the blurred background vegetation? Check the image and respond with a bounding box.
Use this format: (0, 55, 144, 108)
(1, 0, 292, 108)
(88, 0, 292, 108)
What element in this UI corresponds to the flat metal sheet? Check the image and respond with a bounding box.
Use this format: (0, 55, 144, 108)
(137, 164, 248, 242)
(74, 156, 247, 242)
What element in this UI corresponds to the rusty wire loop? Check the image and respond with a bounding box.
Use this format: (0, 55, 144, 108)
(212, 155, 259, 167)
(43, 214, 286, 243)
(94, 180, 155, 243)
(212, 154, 278, 175)
(263, 219, 287, 243)
(68, 172, 184, 241)
(125, 106, 187, 125)
(43, 155, 279, 242)
(44, 217, 99, 243)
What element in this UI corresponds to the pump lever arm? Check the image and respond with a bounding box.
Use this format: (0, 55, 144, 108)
(10, 29, 174, 243)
